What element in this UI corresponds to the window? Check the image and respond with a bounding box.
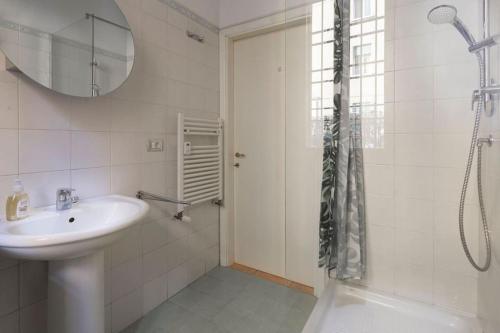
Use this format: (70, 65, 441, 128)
(352, 0, 375, 21)
(350, 0, 385, 149)
(310, 0, 336, 147)
(352, 43, 373, 76)
(310, 0, 384, 148)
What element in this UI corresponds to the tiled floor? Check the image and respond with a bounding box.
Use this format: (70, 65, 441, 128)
(121, 267, 317, 333)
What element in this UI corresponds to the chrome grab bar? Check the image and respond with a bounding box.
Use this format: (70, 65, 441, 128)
(136, 191, 191, 206)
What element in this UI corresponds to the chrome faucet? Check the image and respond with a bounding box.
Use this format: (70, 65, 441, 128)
(56, 188, 79, 211)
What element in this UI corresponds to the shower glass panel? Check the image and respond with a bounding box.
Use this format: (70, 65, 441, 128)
(51, 17, 92, 96)
(52, 15, 133, 97)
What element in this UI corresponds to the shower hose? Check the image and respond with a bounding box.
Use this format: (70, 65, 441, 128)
(459, 53, 491, 272)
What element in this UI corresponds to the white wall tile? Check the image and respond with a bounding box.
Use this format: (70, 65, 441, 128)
(111, 258, 142, 301)
(433, 134, 468, 168)
(142, 246, 168, 282)
(111, 288, 143, 333)
(432, 29, 476, 66)
(394, 100, 433, 133)
(394, 264, 433, 303)
(395, 228, 433, 267)
(19, 79, 71, 130)
(384, 72, 395, 103)
(111, 133, 143, 165)
(395, 134, 433, 166)
(111, 164, 142, 196)
(365, 224, 395, 293)
(434, 269, 477, 313)
(20, 262, 47, 307)
(367, 225, 395, 270)
(0, 130, 18, 176)
(366, 195, 395, 227)
(70, 98, 112, 131)
(185, 258, 205, 284)
(71, 167, 110, 199)
(434, 63, 477, 100)
(394, 0, 434, 39)
(394, 33, 433, 70)
(141, 162, 167, 195)
(395, 166, 433, 199)
(395, 67, 434, 102)
(71, 132, 110, 169)
(205, 245, 219, 272)
(110, 100, 141, 132)
(142, 275, 167, 314)
(395, 197, 433, 232)
(19, 130, 70, 173)
(0, 80, 18, 129)
(141, 221, 170, 254)
(141, 14, 168, 49)
(433, 167, 477, 205)
(141, 0, 167, 20)
(363, 134, 394, 165)
(19, 300, 47, 333)
(166, 24, 188, 56)
(0, 266, 19, 316)
(434, 99, 473, 133)
(140, 104, 168, 133)
(364, 165, 394, 196)
(0, 311, 19, 333)
(166, 238, 190, 272)
(111, 226, 142, 268)
(167, 264, 189, 298)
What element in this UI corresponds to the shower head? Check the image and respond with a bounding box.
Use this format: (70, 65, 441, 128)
(427, 5, 476, 47)
(427, 5, 457, 24)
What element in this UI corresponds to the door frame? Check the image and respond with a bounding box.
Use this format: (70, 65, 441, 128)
(218, 6, 327, 296)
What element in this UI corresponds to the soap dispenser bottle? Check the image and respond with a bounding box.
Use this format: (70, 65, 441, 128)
(6, 179, 29, 221)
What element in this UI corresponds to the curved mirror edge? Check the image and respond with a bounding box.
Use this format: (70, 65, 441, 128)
(0, 1, 135, 98)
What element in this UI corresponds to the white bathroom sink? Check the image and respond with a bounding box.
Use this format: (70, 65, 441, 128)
(0, 194, 149, 260)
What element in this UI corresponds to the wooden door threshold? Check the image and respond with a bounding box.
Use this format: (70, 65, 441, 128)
(231, 263, 314, 295)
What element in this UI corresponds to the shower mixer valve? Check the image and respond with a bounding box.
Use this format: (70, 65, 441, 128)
(472, 84, 500, 114)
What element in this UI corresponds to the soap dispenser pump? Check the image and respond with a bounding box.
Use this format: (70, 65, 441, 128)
(5, 179, 29, 221)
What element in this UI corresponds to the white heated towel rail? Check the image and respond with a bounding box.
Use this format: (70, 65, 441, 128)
(177, 114, 223, 214)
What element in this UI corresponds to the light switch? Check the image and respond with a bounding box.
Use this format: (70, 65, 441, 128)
(147, 139, 164, 152)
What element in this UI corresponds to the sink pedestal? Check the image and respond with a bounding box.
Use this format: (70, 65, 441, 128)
(48, 250, 105, 333)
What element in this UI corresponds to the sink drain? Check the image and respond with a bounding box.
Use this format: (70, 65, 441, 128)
(68, 217, 75, 223)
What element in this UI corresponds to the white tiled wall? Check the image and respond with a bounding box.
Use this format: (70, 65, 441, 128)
(0, 0, 220, 332)
(478, 1, 500, 331)
(362, 0, 481, 314)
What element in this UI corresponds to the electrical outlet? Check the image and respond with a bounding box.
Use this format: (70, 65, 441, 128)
(147, 139, 164, 152)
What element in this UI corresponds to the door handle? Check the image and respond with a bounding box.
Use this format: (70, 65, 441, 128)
(235, 152, 246, 158)
(233, 163, 240, 168)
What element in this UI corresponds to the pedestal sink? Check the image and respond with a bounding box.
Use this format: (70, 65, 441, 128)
(0, 195, 149, 333)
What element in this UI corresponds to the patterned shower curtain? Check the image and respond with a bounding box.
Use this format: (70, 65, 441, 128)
(318, 0, 366, 280)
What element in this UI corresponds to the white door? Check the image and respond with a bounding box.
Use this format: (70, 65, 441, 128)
(233, 23, 317, 286)
(233, 29, 286, 277)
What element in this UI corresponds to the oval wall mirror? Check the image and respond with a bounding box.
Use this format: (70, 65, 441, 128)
(0, 0, 135, 98)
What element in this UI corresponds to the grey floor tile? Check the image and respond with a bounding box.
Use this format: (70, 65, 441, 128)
(175, 314, 220, 333)
(207, 267, 255, 287)
(120, 266, 317, 333)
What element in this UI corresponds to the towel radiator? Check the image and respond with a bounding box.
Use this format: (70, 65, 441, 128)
(177, 114, 223, 214)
